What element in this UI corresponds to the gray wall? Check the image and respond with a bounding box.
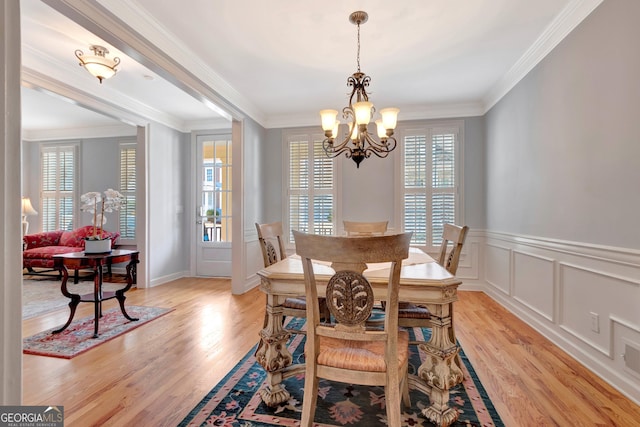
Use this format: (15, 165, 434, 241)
(262, 128, 284, 224)
(242, 117, 266, 232)
(147, 122, 190, 281)
(485, 0, 640, 249)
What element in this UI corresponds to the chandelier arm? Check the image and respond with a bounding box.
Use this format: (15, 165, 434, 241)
(333, 134, 355, 151)
(361, 134, 397, 158)
(322, 138, 351, 158)
(361, 132, 397, 151)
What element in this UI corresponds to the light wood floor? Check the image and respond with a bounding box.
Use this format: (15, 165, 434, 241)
(22, 278, 640, 426)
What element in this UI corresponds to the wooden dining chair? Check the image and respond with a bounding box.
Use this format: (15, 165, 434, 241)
(255, 222, 328, 332)
(293, 230, 412, 427)
(397, 224, 469, 363)
(343, 220, 388, 236)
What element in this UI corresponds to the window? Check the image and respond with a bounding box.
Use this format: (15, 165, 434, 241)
(285, 130, 336, 241)
(199, 135, 232, 243)
(400, 122, 462, 247)
(41, 144, 77, 231)
(119, 142, 136, 240)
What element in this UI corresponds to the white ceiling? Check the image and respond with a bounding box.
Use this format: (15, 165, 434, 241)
(19, 0, 603, 138)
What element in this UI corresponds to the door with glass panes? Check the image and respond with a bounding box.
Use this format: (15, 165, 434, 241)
(196, 134, 232, 276)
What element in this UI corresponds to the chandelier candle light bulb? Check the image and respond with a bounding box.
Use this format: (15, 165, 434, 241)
(319, 11, 399, 168)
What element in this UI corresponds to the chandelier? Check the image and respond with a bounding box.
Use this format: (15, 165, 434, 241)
(75, 45, 120, 83)
(320, 11, 399, 168)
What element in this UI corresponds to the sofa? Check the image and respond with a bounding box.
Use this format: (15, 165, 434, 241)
(23, 225, 120, 283)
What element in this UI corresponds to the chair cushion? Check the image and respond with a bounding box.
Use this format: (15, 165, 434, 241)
(315, 329, 409, 372)
(283, 297, 307, 310)
(397, 303, 431, 319)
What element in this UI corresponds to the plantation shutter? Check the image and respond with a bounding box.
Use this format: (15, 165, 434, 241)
(41, 145, 77, 231)
(312, 140, 333, 235)
(119, 144, 136, 239)
(402, 126, 459, 247)
(431, 133, 456, 244)
(289, 138, 309, 238)
(287, 132, 335, 241)
(403, 135, 428, 245)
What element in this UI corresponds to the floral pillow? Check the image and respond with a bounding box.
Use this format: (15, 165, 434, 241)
(58, 225, 95, 247)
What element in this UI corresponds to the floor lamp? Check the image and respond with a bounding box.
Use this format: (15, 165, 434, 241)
(22, 197, 38, 235)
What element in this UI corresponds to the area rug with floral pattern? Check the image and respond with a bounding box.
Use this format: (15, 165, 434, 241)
(23, 305, 173, 359)
(178, 318, 504, 426)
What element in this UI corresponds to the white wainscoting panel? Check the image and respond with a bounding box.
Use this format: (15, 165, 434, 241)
(456, 239, 480, 281)
(485, 243, 511, 295)
(513, 251, 555, 322)
(243, 238, 263, 293)
(483, 231, 640, 405)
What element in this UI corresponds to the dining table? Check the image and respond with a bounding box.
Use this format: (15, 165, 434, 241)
(255, 246, 464, 427)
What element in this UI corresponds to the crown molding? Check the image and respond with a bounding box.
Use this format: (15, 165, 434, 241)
(483, 0, 604, 113)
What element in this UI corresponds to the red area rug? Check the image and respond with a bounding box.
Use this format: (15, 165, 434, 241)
(23, 306, 173, 359)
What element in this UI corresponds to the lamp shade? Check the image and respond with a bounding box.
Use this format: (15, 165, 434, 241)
(331, 121, 340, 139)
(320, 109, 339, 131)
(83, 60, 118, 80)
(353, 101, 373, 125)
(375, 120, 386, 138)
(380, 108, 400, 130)
(22, 197, 37, 216)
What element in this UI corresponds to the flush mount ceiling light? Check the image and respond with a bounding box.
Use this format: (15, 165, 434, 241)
(75, 45, 120, 83)
(320, 11, 399, 168)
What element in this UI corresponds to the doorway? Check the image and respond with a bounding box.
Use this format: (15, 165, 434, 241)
(195, 133, 232, 276)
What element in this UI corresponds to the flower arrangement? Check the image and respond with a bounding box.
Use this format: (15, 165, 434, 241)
(81, 189, 125, 240)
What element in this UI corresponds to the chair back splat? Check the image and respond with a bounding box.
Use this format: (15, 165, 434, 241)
(437, 224, 469, 275)
(293, 230, 412, 427)
(343, 220, 388, 237)
(255, 221, 287, 267)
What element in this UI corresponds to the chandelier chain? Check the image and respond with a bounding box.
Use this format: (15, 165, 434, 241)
(356, 21, 361, 73)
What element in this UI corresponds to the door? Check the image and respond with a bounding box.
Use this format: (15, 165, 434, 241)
(195, 134, 232, 276)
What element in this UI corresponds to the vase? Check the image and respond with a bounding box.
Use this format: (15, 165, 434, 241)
(85, 238, 112, 254)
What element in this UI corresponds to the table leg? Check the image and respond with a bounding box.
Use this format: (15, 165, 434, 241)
(254, 290, 292, 407)
(417, 301, 464, 427)
(93, 265, 102, 338)
(115, 260, 139, 322)
(52, 267, 80, 334)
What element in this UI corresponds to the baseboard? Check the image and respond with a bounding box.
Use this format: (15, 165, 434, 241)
(149, 270, 189, 288)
